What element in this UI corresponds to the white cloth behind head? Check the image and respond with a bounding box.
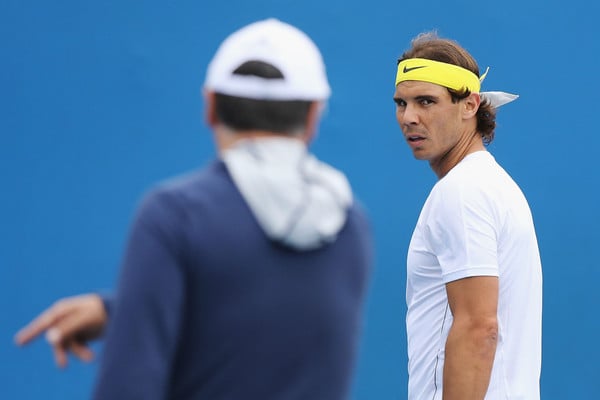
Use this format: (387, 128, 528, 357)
(481, 91, 519, 108)
(222, 138, 352, 250)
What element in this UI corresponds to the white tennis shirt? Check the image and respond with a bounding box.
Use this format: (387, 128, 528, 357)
(406, 151, 542, 400)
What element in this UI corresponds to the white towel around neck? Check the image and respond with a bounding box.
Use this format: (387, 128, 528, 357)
(222, 137, 352, 250)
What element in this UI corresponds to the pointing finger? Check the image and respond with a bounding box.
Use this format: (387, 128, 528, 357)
(14, 304, 68, 345)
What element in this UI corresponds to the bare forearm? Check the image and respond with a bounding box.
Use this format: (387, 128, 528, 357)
(443, 321, 497, 399)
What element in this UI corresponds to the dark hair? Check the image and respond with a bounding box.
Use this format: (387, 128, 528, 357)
(398, 32, 496, 144)
(214, 61, 312, 134)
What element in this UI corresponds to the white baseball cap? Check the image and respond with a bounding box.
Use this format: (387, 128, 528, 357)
(204, 18, 331, 101)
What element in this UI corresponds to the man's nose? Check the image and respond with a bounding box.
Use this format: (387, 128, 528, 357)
(400, 103, 419, 127)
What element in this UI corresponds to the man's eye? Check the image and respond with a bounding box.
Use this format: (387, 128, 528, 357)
(394, 99, 406, 107)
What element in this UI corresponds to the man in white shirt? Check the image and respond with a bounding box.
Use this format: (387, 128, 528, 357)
(393, 32, 542, 400)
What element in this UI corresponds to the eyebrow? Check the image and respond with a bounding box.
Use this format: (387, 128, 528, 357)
(393, 94, 439, 104)
(415, 94, 438, 101)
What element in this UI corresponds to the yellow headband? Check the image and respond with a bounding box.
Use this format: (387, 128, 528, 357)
(395, 58, 488, 93)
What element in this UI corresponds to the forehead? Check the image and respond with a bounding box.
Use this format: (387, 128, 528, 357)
(394, 80, 449, 99)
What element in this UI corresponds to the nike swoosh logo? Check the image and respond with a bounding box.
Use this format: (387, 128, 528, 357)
(403, 65, 427, 73)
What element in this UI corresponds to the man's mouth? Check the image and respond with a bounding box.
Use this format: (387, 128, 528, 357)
(407, 135, 425, 142)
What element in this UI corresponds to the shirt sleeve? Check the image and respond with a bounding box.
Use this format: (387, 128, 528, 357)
(93, 189, 187, 400)
(425, 181, 500, 283)
(97, 292, 114, 317)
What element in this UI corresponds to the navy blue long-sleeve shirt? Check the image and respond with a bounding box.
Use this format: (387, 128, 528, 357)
(93, 160, 372, 400)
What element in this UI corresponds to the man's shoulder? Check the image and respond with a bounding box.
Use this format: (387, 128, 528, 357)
(153, 159, 229, 194)
(347, 199, 370, 225)
(436, 153, 505, 192)
(339, 200, 373, 250)
(133, 160, 235, 220)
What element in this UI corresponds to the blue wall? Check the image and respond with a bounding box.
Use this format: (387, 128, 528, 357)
(2, 1, 598, 398)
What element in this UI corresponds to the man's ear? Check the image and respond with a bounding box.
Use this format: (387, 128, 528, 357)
(301, 101, 323, 144)
(204, 90, 218, 127)
(463, 92, 481, 120)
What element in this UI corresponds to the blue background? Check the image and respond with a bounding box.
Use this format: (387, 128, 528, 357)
(2, 1, 598, 399)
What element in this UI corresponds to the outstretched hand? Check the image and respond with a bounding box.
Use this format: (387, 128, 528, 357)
(14, 293, 108, 368)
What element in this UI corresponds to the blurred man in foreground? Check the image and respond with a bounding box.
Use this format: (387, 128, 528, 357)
(16, 19, 373, 400)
